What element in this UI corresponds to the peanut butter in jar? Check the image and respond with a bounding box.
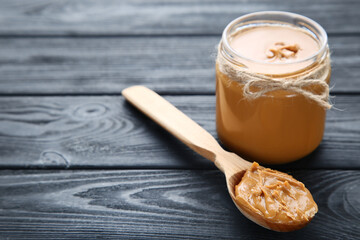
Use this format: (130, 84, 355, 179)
(216, 11, 331, 164)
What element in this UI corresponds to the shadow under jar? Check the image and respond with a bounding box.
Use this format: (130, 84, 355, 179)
(216, 11, 331, 164)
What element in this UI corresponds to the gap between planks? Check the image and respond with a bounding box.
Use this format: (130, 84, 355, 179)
(0, 32, 359, 38)
(0, 91, 358, 97)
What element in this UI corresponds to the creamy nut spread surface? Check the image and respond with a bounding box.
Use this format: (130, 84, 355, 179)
(230, 25, 319, 63)
(235, 162, 318, 223)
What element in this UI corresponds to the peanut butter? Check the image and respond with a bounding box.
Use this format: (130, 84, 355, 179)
(216, 22, 331, 164)
(265, 42, 300, 61)
(235, 162, 318, 225)
(230, 25, 319, 65)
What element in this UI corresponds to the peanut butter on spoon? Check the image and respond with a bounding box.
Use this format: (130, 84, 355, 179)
(122, 86, 318, 232)
(235, 162, 317, 230)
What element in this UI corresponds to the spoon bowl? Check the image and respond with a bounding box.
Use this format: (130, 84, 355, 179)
(122, 85, 316, 232)
(215, 151, 311, 232)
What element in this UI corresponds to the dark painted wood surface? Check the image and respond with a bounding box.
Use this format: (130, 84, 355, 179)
(0, 0, 359, 36)
(0, 170, 359, 240)
(0, 36, 359, 94)
(0, 95, 359, 170)
(0, 0, 359, 239)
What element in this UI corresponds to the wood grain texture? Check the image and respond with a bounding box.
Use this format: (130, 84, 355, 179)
(0, 169, 358, 239)
(0, 36, 359, 94)
(0, 95, 358, 169)
(0, 1, 358, 239)
(0, 0, 359, 36)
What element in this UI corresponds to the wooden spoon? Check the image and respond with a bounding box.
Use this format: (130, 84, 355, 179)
(122, 85, 313, 232)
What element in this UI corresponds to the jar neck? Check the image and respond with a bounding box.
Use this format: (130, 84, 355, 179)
(220, 11, 328, 77)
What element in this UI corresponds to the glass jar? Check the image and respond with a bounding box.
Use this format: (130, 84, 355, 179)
(216, 11, 330, 164)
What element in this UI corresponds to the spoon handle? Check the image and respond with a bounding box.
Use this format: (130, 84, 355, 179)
(122, 85, 227, 164)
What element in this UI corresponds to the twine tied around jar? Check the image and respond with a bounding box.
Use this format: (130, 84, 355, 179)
(216, 44, 332, 109)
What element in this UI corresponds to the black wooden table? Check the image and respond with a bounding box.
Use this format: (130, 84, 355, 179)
(0, 1, 359, 239)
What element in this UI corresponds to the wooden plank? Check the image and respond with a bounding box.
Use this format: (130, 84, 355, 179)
(0, 95, 358, 169)
(0, 169, 358, 239)
(0, 0, 359, 36)
(0, 36, 359, 94)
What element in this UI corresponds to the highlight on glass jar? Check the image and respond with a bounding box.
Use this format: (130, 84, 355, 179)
(215, 11, 331, 164)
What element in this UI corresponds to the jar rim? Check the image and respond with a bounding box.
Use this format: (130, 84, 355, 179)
(221, 11, 328, 67)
